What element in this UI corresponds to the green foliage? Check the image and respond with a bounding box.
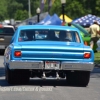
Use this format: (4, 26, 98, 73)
(0, 0, 7, 21)
(7, 0, 23, 19)
(94, 52, 100, 63)
(65, 1, 86, 19)
(0, 0, 100, 21)
(14, 10, 28, 20)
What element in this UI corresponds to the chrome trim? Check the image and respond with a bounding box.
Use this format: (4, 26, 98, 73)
(61, 62, 94, 71)
(8, 60, 94, 71)
(9, 60, 44, 69)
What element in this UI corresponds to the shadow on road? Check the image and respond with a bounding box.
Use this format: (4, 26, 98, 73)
(0, 67, 5, 77)
(0, 51, 4, 56)
(0, 67, 100, 87)
(0, 78, 69, 87)
(29, 79, 67, 87)
(91, 67, 100, 78)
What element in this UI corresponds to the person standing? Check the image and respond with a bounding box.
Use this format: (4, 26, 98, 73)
(89, 21, 100, 49)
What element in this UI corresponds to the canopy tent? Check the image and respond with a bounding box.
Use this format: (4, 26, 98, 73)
(42, 14, 62, 25)
(36, 14, 51, 25)
(72, 14, 100, 27)
(59, 15, 72, 23)
(15, 12, 49, 28)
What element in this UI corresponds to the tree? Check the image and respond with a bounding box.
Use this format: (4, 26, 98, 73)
(0, 0, 100, 21)
(0, 0, 7, 21)
(14, 10, 28, 20)
(7, 0, 23, 19)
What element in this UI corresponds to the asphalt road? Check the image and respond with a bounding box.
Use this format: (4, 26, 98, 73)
(0, 55, 100, 100)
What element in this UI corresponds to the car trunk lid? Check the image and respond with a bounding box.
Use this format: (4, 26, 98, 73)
(18, 41, 84, 61)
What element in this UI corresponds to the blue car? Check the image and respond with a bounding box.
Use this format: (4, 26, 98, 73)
(4, 25, 94, 86)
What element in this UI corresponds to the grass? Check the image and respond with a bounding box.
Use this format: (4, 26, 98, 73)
(94, 51, 100, 64)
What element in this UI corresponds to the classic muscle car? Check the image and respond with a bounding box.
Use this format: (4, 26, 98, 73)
(4, 25, 94, 86)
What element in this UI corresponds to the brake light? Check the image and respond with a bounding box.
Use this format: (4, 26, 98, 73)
(0, 24, 3, 28)
(84, 52, 91, 58)
(14, 51, 21, 57)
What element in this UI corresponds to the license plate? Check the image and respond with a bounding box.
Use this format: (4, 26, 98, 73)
(45, 61, 60, 69)
(0, 45, 5, 49)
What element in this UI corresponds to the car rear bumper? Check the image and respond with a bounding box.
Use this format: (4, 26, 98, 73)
(7, 60, 94, 71)
(0, 45, 6, 49)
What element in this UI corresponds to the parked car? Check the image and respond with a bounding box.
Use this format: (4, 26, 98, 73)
(0, 24, 15, 51)
(65, 23, 97, 51)
(4, 25, 94, 86)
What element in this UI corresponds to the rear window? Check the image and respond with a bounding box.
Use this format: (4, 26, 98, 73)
(18, 29, 80, 43)
(0, 27, 14, 35)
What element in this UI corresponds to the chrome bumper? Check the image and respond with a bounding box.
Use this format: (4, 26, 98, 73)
(8, 60, 44, 69)
(8, 60, 94, 71)
(61, 62, 94, 71)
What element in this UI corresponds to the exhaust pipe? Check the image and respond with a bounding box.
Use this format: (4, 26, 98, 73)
(56, 72, 60, 80)
(42, 72, 46, 79)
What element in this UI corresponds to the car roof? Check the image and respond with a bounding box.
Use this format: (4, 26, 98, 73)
(3, 25, 14, 28)
(18, 25, 80, 32)
(0, 24, 14, 28)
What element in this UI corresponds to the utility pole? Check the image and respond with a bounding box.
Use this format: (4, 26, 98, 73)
(28, 0, 31, 18)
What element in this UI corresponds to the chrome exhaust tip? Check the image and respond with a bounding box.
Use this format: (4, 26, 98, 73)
(56, 72, 60, 80)
(42, 72, 46, 79)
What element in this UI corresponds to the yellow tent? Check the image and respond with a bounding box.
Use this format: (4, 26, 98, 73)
(59, 15, 72, 23)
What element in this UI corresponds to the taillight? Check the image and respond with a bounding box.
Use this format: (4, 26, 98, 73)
(84, 52, 91, 58)
(0, 24, 3, 28)
(14, 51, 21, 57)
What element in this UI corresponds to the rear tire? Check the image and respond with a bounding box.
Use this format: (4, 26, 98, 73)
(5, 65, 30, 84)
(5, 65, 13, 84)
(66, 71, 90, 87)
